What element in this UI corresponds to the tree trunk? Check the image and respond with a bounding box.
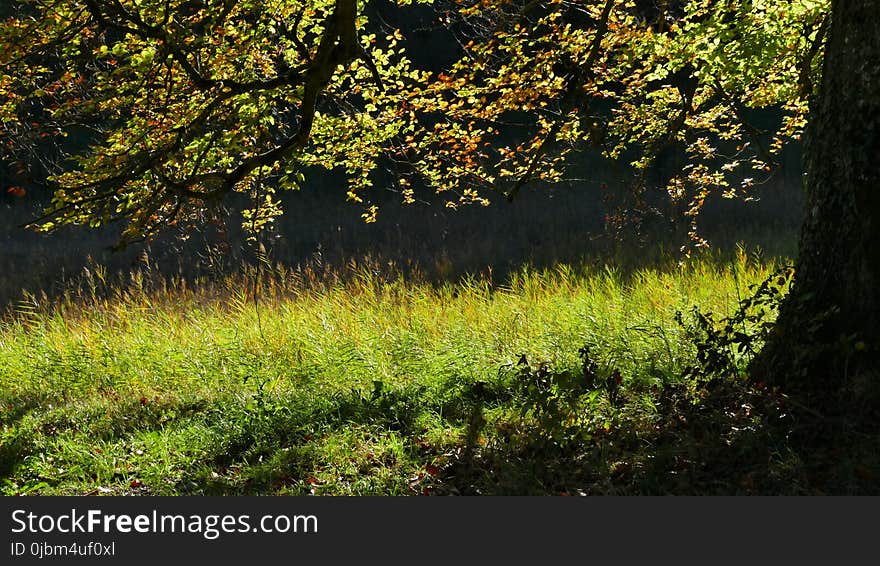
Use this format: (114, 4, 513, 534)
(753, 0, 880, 416)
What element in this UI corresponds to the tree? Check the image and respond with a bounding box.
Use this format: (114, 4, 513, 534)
(753, 0, 879, 417)
(399, 0, 826, 246)
(1, 0, 430, 241)
(1, 0, 825, 243)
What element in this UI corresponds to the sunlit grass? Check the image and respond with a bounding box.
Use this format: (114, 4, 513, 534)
(0, 248, 785, 495)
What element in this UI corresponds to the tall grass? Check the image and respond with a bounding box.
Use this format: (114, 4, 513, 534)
(0, 249, 784, 495)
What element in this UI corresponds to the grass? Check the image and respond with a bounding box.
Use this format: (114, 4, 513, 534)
(1, 248, 875, 495)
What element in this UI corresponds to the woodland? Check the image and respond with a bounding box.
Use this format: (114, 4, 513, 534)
(0, 0, 877, 495)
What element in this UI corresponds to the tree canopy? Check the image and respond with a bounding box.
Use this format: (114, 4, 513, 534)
(1, 0, 828, 245)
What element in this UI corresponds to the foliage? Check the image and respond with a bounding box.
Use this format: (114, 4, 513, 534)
(676, 263, 794, 379)
(409, 0, 827, 245)
(1, 0, 827, 245)
(0, 0, 428, 240)
(510, 345, 624, 448)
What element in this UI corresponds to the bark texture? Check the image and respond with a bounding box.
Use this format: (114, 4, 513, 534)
(755, 0, 880, 413)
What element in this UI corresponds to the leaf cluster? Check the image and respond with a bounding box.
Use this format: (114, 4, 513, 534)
(0, 0, 828, 244)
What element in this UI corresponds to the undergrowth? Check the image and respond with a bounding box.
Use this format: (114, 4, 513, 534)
(1, 250, 876, 495)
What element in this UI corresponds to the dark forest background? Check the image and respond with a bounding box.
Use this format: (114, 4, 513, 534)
(1, 150, 804, 308)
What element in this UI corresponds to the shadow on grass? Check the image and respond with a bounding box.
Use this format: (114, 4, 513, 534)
(5, 367, 878, 495)
(0, 393, 212, 482)
(170, 378, 514, 495)
(433, 379, 880, 495)
(0, 391, 60, 477)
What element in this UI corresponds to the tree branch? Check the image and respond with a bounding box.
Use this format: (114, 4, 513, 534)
(504, 0, 615, 201)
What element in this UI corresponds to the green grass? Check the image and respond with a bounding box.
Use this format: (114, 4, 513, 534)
(3, 248, 864, 495)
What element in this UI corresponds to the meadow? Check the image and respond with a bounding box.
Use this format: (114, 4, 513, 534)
(3, 249, 841, 496)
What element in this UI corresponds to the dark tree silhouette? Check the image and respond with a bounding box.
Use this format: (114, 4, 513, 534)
(755, 0, 880, 418)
